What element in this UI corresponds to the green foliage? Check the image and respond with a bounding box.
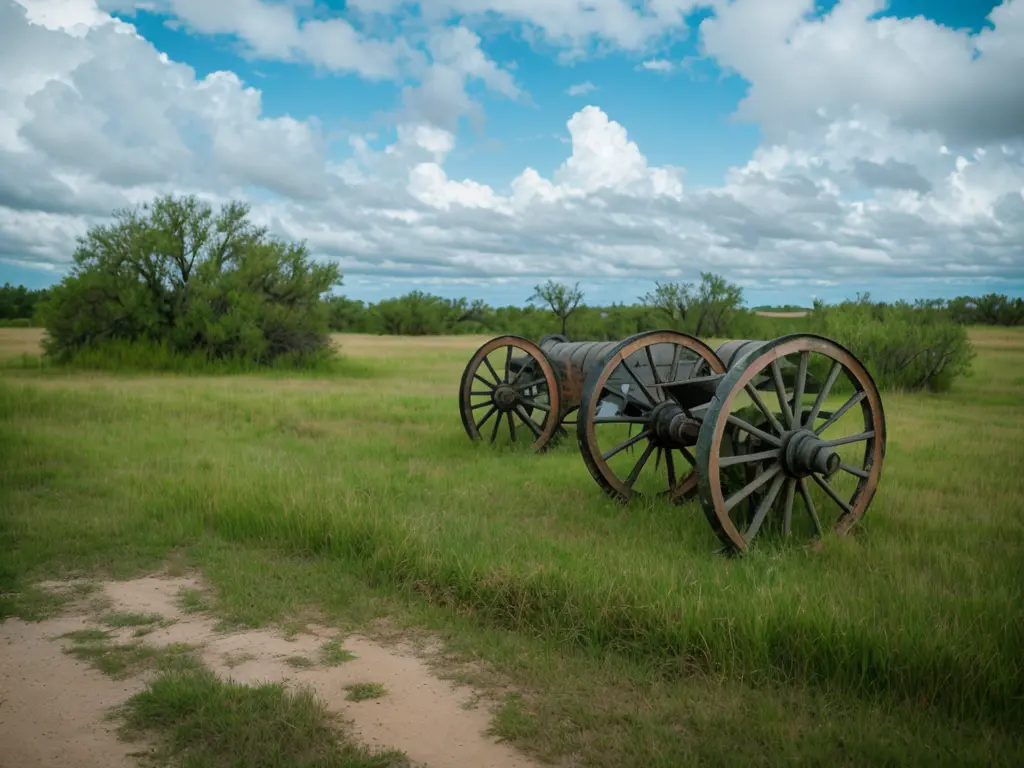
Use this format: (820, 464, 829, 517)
(947, 293, 1024, 326)
(0, 283, 49, 323)
(37, 195, 341, 368)
(638, 273, 746, 336)
(809, 295, 976, 392)
(527, 279, 586, 336)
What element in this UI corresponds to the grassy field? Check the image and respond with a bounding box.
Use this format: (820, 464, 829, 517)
(2, 326, 1023, 766)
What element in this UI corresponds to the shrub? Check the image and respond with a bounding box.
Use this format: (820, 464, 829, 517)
(808, 296, 975, 392)
(38, 195, 341, 368)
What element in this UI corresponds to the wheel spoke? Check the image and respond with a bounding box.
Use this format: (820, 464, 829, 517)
(482, 356, 502, 385)
(513, 376, 546, 392)
(489, 413, 502, 444)
(770, 361, 794, 428)
(805, 360, 842, 426)
(718, 448, 781, 468)
(822, 430, 874, 447)
(519, 397, 550, 412)
(840, 462, 869, 479)
(665, 448, 677, 488)
(743, 384, 786, 436)
(470, 390, 493, 397)
(798, 477, 823, 536)
(726, 415, 782, 447)
(669, 345, 682, 382)
(470, 401, 492, 410)
(507, 411, 517, 442)
(782, 477, 797, 536)
(791, 351, 809, 429)
(625, 440, 657, 487)
(814, 391, 867, 435)
(724, 462, 783, 512)
(504, 346, 512, 382)
(744, 472, 787, 544)
(477, 406, 497, 429)
(645, 345, 661, 386)
(812, 473, 854, 515)
(678, 446, 696, 466)
(514, 405, 544, 438)
(623, 358, 659, 407)
(474, 373, 496, 390)
(602, 429, 652, 461)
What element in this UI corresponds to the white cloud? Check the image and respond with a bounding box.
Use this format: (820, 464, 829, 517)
(699, 0, 1024, 145)
(639, 58, 675, 72)
(1, 0, 1023, 296)
(566, 81, 596, 96)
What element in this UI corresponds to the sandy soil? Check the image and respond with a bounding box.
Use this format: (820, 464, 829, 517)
(0, 575, 539, 768)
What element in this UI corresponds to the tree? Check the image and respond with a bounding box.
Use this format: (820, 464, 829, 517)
(639, 280, 693, 327)
(39, 194, 342, 365)
(690, 272, 744, 337)
(527, 279, 585, 336)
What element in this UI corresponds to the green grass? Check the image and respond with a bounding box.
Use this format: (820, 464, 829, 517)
(1, 327, 1023, 766)
(60, 632, 199, 679)
(321, 638, 357, 666)
(117, 665, 409, 767)
(344, 682, 387, 702)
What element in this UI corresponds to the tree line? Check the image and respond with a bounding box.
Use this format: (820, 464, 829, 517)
(1, 194, 1017, 391)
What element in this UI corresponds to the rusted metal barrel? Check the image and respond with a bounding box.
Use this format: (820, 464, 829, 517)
(459, 329, 724, 452)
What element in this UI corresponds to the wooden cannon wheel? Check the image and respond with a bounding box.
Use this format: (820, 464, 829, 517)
(576, 330, 727, 503)
(695, 334, 887, 553)
(459, 335, 562, 451)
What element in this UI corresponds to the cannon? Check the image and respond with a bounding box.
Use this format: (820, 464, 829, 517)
(458, 330, 725, 451)
(459, 331, 886, 553)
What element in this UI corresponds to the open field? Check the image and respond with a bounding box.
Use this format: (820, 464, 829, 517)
(753, 310, 810, 318)
(2, 325, 1023, 766)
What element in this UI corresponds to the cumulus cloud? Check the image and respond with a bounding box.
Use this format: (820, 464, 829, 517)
(1, 0, 1022, 297)
(700, 0, 1024, 145)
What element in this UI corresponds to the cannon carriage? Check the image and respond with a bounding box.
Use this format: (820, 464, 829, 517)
(459, 330, 886, 553)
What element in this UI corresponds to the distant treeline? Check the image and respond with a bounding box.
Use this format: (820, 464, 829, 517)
(3, 279, 1023, 336)
(0, 283, 50, 326)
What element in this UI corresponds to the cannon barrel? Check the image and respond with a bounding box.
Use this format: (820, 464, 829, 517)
(459, 330, 724, 452)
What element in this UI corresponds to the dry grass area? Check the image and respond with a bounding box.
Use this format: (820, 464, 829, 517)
(0, 326, 45, 358)
(753, 310, 809, 318)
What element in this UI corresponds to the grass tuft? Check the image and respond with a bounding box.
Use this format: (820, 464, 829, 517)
(118, 666, 409, 767)
(344, 683, 387, 702)
(321, 638, 357, 666)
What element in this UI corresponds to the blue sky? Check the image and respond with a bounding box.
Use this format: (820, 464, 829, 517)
(1, 0, 1022, 308)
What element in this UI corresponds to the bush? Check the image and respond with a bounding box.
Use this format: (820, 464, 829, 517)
(38, 195, 341, 368)
(808, 296, 975, 393)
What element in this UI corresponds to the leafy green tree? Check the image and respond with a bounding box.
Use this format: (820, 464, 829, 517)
(639, 280, 693, 328)
(39, 195, 341, 365)
(527, 279, 585, 337)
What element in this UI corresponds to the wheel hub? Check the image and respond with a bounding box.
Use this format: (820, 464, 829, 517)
(781, 429, 840, 478)
(650, 401, 701, 448)
(493, 384, 518, 412)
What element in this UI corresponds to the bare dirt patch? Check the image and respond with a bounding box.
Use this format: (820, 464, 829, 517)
(754, 310, 809, 318)
(0, 575, 539, 768)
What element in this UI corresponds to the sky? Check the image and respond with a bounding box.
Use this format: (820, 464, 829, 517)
(0, 0, 1022, 309)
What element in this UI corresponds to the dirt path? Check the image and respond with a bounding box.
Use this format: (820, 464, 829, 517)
(0, 576, 538, 768)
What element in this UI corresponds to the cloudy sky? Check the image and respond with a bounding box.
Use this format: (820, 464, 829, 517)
(1, 0, 1022, 307)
